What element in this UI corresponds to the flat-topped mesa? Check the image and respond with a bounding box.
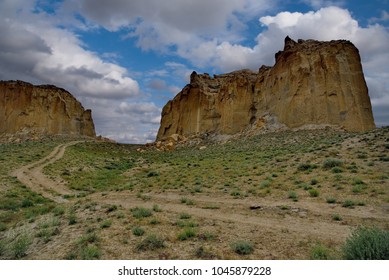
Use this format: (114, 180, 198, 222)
(0, 80, 96, 137)
(156, 37, 375, 141)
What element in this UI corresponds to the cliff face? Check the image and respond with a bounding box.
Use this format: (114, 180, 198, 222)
(0, 80, 96, 137)
(157, 37, 375, 140)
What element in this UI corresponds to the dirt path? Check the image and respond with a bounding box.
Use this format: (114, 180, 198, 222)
(10, 141, 81, 203)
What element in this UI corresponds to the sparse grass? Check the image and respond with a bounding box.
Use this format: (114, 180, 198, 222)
(288, 191, 298, 201)
(178, 228, 197, 241)
(323, 158, 343, 170)
(131, 207, 152, 219)
(132, 226, 145, 236)
(310, 243, 332, 260)
(231, 240, 254, 255)
(136, 234, 165, 251)
(332, 214, 342, 221)
(342, 200, 355, 208)
(179, 213, 192, 219)
(1, 128, 387, 260)
(308, 189, 320, 197)
(326, 197, 337, 204)
(11, 233, 32, 259)
(100, 219, 112, 229)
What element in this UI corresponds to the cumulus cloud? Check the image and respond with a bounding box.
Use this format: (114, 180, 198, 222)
(0, 0, 139, 99)
(175, 6, 389, 126)
(65, 0, 276, 52)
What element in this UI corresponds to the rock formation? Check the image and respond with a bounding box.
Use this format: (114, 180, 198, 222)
(157, 37, 375, 141)
(0, 80, 96, 138)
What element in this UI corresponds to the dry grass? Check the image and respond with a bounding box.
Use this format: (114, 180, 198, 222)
(0, 127, 388, 259)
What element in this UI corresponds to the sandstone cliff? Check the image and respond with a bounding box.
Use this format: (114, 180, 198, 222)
(157, 37, 375, 141)
(0, 80, 96, 138)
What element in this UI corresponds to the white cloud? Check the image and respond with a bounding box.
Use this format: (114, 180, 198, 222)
(0, 0, 139, 99)
(174, 6, 389, 126)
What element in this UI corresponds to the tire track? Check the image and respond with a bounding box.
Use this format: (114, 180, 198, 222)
(10, 141, 81, 203)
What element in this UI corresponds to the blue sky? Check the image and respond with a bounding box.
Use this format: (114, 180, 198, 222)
(1, 0, 388, 143)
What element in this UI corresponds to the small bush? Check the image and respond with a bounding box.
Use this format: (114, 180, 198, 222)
(310, 179, 319, 185)
(326, 197, 337, 204)
(311, 243, 331, 260)
(80, 245, 101, 260)
(100, 219, 112, 229)
(332, 214, 342, 221)
(231, 240, 254, 255)
(342, 200, 355, 208)
(132, 226, 145, 236)
(21, 199, 34, 208)
(297, 163, 313, 171)
(53, 206, 65, 216)
(68, 212, 77, 225)
(342, 227, 389, 260)
(323, 158, 343, 170)
(308, 189, 320, 197)
(331, 167, 343, 173)
(136, 234, 165, 251)
(12, 234, 31, 259)
(179, 213, 191, 219)
(178, 228, 197, 241)
(288, 191, 298, 201)
(131, 207, 152, 219)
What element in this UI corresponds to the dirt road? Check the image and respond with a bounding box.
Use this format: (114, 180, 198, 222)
(10, 141, 81, 203)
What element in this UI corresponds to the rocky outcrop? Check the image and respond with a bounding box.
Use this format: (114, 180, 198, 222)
(157, 37, 375, 141)
(0, 80, 96, 138)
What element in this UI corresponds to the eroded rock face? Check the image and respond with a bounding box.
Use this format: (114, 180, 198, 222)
(0, 80, 96, 137)
(157, 37, 375, 141)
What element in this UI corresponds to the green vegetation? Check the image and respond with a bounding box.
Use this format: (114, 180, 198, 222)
(0, 127, 387, 260)
(343, 227, 389, 260)
(132, 226, 145, 236)
(136, 234, 165, 251)
(131, 207, 153, 219)
(178, 228, 197, 241)
(310, 243, 332, 260)
(231, 240, 254, 255)
(11, 233, 32, 259)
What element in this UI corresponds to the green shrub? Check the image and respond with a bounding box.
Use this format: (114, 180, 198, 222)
(100, 219, 112, 229)
(131, 207, 152, 219)
(68, 211, 77, 225)
(331, 167, 343, 173)
(179, 213, 191, 219)
(323, 158, 343, 169)
(21, 199, 34, 208)
(52, 206, 65, 216)
(80, 245, 101, 260)
(297, 163, 313, 171)
(231, 240, 254, 255)
(332, 214, 342, 221)
(308, 189, 320, 197)
(288, 191, 298, 201)
(342, 200, 355, 208)
(178, 228, 197, 241)
(342, 227, 389, 260)
(136, 234, 165, 251)
(12, 234, 31, 259)
(326, 197, 337, 204)
(132, 226, 145, 236)
(310, 179, 319, 185)
(311, 243, 331, 260)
